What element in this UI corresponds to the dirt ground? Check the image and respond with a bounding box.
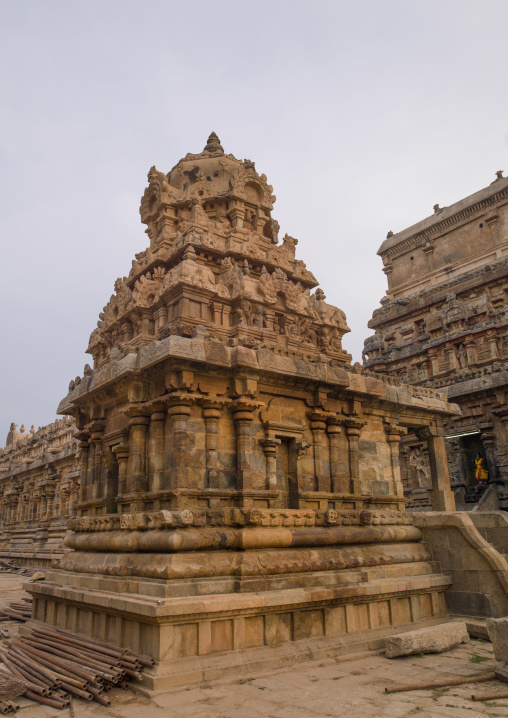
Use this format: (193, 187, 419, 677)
(1, 574, 507, 718)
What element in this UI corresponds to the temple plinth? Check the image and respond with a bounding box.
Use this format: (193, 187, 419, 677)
(28, 135, 460, 690)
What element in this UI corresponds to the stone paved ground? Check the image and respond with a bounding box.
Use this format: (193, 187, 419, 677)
(1, 575, 508, 717)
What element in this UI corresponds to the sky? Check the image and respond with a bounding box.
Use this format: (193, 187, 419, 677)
(1, 0, 508, 439)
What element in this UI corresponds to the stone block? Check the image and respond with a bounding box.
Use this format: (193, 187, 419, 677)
(385, 621, 469, 658)
(463, 619, 490, 641)
(487, 617, 508, 661)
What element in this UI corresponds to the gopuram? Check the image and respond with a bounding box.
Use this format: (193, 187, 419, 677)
(28, 134, 461, 689)
(363, 171, 508, 511)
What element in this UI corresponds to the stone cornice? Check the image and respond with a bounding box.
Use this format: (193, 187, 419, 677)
(378, 179, 508, 259)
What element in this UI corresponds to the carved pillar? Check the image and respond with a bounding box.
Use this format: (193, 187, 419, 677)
(260, 438, 280, 492)
(419, 426, 456, 511)
(46, 487, 55, 520)
(310, 413, 328, 492)
(487, 334, 500, 359)
(327, 418, 346, 493)
(140, 308, 153, 336)
(480, 429, 500, 485)
(423, 241, 434, 271)
(485, 210, 499, 243)
(154, 306, 168, 333)
(384, 423, 406, 497)
(90, 424, 105, 500)
(465, 340, 477, 366)
(127, 413, 150, 503)
(113, 444, 130, 498)
(345, 419, 364, 495)
(264, 311, 275, 333)
(103, 446, 118, 514)
(203, 402, 222, 488)
(428, 350, 438, 377)
(76, 432, 90, 504)
(231, 402, 256, 492)
(167, 400, 192, 489)
(228, 203, 244, 230)
(211, 302, 223, 327)
(150, 409, 166, 492)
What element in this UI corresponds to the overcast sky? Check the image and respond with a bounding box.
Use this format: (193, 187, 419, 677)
(1, 0, 507, 439)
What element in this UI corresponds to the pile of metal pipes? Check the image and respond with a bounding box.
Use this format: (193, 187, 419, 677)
(0, 599, 32, 623)
(0, 697, 21, 714)
(0, 626, 154, 710)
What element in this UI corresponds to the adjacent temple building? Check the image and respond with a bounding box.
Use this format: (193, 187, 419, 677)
(25, 134, 463, 688)
(363, 171, 508, 510)
(0, 418, 79, 563)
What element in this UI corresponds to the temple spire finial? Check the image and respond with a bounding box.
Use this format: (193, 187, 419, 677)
(204, 131, 223, 154)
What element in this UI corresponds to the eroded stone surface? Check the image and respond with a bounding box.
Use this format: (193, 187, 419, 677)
(385, 621, 469, 658)
(487, 616, 508, 662)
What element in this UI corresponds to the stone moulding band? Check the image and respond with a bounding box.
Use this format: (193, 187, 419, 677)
(69, 507, 414, 533)
(58, 541, 431, 579)
(63, 524, 422, 553)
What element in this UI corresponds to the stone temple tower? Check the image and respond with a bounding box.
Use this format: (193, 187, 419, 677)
(30, 134, 459, 689)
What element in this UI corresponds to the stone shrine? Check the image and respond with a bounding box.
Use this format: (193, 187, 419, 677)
(29, 134, 460, 689)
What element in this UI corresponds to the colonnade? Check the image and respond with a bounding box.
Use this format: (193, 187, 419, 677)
(76, 398, 455, 514)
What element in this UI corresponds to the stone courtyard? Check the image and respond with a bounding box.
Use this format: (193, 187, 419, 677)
(1, 576, 507, 718)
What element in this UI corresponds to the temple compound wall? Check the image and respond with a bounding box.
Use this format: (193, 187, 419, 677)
(0, 418, 80, 564)
(27, 134, 464, 689)
(363, 171, 508, 511)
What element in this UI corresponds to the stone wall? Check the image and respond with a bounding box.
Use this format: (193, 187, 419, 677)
(413, 511, 508, 617)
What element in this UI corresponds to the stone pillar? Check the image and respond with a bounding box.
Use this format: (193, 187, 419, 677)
(150, 409, 167, 492)
(211, 302, 223, 327)
(465, 340, 477, 366)
(46, 487, 55, 520)
(481, 429, 501, 485)
(91, 426, 105, 501)
(103, 446, 119, 514)
(384, 423, 406, 497)
(487, 334, 500, 359)
(154, 306, 168, 334)
(260, 438, 280, 491)
(428, 350, 438, 378)
(327, 418, 346, 493)
(76, 432, 90, 504)
(127, 413, 150, 503)
(203, 403, 222, 488)
(310, 413, 328, 492)
(140, 308, 153, 336)
(113, 444, 130, 498)
(423, 241, 434, 271)
(231, 402, 256, 492)
(167, 401, 192, 489)
(419, 426, 456, 511)
(345, 419, 364, 495)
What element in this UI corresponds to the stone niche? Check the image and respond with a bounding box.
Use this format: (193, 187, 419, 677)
(28, 134, 460, 690)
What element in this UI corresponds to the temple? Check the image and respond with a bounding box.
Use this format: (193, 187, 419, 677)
(364, 171, 508, 511)
(27, 134, 463, 689)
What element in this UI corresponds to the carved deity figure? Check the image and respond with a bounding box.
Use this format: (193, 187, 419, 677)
(457, 344, 468, 369)
(409, 446, 429, 488)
